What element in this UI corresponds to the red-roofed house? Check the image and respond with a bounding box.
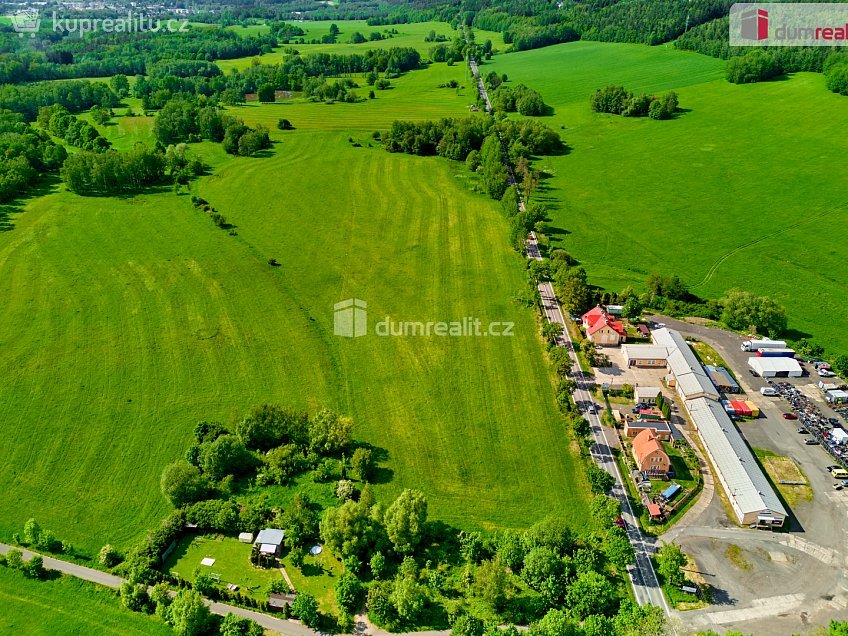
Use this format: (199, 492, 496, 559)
(632, 429, 671, 477)
(581, 305, 627, 346)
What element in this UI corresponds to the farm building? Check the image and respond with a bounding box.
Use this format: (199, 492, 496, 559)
(254, 528, 286, 557)
(581, 305, 627, 346)
(827, 390, 848, 405)
(632, 429, 671, 476)
(622, 344, 668, 367)
(705, 365, 740, 393)
(686, 397, 786, 527)
(635, 386, 663, 404)
(748, 356, 803, 378)
(623, 419, 672, 442)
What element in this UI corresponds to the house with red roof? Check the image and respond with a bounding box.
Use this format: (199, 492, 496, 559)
(581, 305, 627, 346)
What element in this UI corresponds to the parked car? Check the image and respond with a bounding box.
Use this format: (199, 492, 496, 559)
(750, 369, 759, 377)
(615, 516, 626, 529)
(587, 405, 598, 414)
(819, 369, 836, 377)
(805, 438, 820, 445)
(783, 413, 798, 420)
(797, 427, 808, 434)
(826, 465, 841, 471)
(841, 479, 848, 487)
(833, 483, 843, 491)
(761, 387, 779, 397)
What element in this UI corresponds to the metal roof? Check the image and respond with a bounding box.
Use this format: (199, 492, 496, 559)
(747, 357, 803, 374)
(686, 397, 786, 520)
(254, 528, 285, 546)
(622, 344, 670, 361)
(635, 386, 663, 400)
(676, 371, 721, 400)
(706, 365, 740, 390)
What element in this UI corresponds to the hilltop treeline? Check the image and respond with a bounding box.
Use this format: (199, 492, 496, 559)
(470, 0, 732, 50)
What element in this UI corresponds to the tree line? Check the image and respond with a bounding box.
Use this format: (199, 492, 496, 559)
(0, 111, 67, 203)
(0, 28, 275, 85)
(676, 15, 847, 88)
(0, 80, 118, 121)
(152, 98, 271, 156)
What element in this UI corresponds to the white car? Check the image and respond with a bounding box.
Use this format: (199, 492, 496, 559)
(819, 369, 835, 377)
(760, 387, 778, 397)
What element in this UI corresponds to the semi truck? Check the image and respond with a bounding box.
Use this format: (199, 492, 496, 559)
(756, 348, 796, 358)
(741, 338, 787, 352)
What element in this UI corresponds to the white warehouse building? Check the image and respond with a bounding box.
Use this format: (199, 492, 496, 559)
(687, 397, 787, 527)
(748, 356, 803, 378)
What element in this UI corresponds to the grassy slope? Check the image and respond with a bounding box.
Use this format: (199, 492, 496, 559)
(487, 41, 848, 350)
(0, 61, 589, 554)
(0, 569, 172, 635)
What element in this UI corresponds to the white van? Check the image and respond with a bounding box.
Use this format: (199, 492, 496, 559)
(760, 387, 778, 397)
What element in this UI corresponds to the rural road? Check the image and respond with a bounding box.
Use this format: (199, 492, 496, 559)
(527, 234, 670, 613)
(0, 543, 320, 636)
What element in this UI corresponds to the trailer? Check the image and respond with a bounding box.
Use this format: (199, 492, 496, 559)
(756, 348, 796, 358)
(741, 338, 787, 352)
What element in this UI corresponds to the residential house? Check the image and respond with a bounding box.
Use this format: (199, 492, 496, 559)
(632, 429, 671, 476)
(581, 305, 627, 346)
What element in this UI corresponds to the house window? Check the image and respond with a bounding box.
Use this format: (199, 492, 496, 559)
(648, 360, 655, 365)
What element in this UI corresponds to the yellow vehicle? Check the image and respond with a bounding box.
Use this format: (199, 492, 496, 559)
(830, 468, 848, 479)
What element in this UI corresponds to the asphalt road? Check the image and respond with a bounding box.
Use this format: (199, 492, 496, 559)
(528, 234, 670, 613)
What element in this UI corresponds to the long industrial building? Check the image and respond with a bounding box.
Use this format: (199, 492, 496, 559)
(650, 327, 787, 527)
(686, 398, 786, 527)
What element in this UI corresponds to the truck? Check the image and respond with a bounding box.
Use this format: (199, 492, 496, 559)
(756, 348, 796, 358)
(741, 338, 787, 352)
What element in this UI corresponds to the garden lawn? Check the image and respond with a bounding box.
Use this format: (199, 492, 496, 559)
(280, 548, 343, 614)
(487, 41, 848, 352)
(163, 534, 284, 600)
(0, 568, 172, 635)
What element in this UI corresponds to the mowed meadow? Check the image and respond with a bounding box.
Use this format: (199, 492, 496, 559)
(486, 41, 848, 350)
(0, 58, 590, 553)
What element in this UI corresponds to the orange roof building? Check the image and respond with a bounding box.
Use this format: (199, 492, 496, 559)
(632, 429, 671, 476)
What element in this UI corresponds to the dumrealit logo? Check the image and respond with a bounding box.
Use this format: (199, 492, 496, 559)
(731, 3, 848, 46)
(740, 7, 769, 40)
(334, 299, 367, 338)
(332, 299, 514, 339)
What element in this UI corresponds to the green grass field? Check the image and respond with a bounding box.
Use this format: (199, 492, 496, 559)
(487, 41, 848, 352)
(0, 569, 172, 635)
(0, 60, 590, 554)
(216, 20, 505, 72)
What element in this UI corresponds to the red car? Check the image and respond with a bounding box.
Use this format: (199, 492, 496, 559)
(783, 413, 798, 420)
(615, 516, 626, 529)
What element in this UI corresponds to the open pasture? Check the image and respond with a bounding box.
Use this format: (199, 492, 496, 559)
(488, 41, 848, 350)
(0, 67, 589, 553)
